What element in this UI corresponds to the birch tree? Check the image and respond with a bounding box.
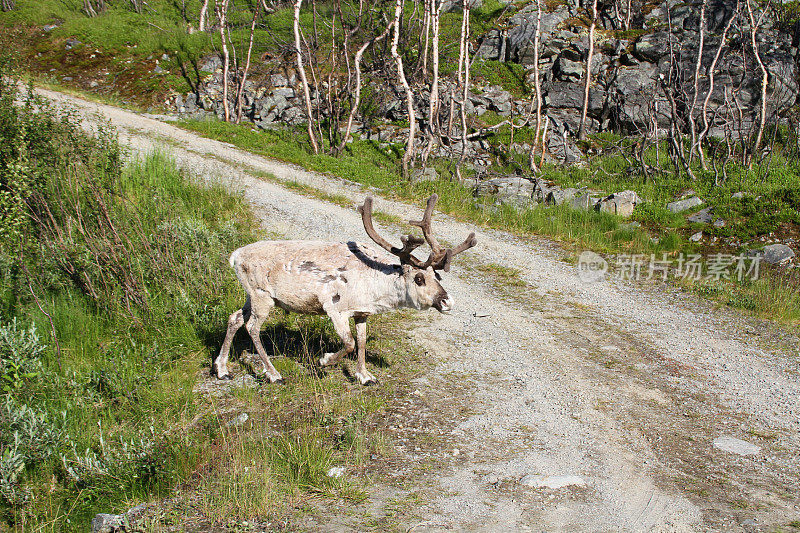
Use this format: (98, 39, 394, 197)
(199, 0, 210, 31)
(528, 0, 543, 171)
(687, 0, 706, 165)
(745, 0, 769, 163)
(697, 1, 738, 170)
(578, 0, 598, 141)
(422, 0, 442, 165)
(454, 0, 471, 181)
(215, 0, 231, 122)
(338, 24, 393, 152)
(294, 0, 320, 154)
(236, 4, 260, 124)
(391, 0, 417, 179)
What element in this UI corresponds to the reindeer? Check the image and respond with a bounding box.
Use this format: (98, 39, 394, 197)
(214, 194, 476, 385)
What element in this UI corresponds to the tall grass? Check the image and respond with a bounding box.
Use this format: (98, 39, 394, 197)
(0, 65, 260, 529)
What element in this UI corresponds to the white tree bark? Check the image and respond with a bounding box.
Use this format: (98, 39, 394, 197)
(199, 0, 210, 31)
(698, 2, 737, 170)
(529, 0, 543, 172)
(338, 24, 392, 152)
(236, 4, 260, 124)
(422, 0, 442, 165)
(746, 0, 769, 162)
(294, 0, 320, 154)
(391, 0, 417, 179)
(455, 0, 470, 181)
(688, 0, 706, 166)
(578, 0, 598, 141)
(215, 0, 231, 122)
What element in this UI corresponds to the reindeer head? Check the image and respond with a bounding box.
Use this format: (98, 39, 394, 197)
(359, 194, 477, 313)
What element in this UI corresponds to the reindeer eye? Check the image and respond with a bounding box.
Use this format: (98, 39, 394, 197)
(414, 273, 425, 286)
(435, 272, 442, 281)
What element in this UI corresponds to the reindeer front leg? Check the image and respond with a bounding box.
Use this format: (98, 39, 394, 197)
(354, 315, 377, 386)
(319, 309, 355, 368)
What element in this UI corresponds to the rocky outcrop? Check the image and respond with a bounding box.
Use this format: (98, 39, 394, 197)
(477, 0, 799, 135)
(170, 0, 797, 166)
(473, 176, 641, 217)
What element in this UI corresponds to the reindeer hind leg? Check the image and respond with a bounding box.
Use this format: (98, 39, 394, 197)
(246, 296, 284, 384)
(215, 297, 250, 379)
(319, 309, 356, 369)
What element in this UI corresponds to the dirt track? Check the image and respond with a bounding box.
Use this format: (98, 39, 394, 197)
(39, 88, 800, 532)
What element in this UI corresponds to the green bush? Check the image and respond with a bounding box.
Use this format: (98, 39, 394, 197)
(0, 61, 258, 529)
(0, 318, 44, 392)
(0, 395, 64, 505)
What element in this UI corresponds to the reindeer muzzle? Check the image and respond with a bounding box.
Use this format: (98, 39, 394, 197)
(433, 292, 452, 313)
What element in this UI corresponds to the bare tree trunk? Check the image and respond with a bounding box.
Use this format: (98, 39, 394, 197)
(83, 0, 98, 17)
(578, 0, 597, 141)
(698, 1, 737, 170)
(746, 0, 769, 163)
(422, 0, 442, 165)
(529, 0, 543, 172)
(688, 0, 707, 166)
(421, 0, 432, 80)
(454, 0, 470, 181)
(236, 5, 259, 124)
(625, 0, 632, 30)
(215, 0, 231, 122)
(391, 0, 417, 179)
(294, 0, 320, 154)
(539, 115, 549, 168)
(199, 0, 210, 31)
(338, 25, 392, 152)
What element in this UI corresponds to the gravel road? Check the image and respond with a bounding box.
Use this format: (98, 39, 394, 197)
(38, 88, 800, 532)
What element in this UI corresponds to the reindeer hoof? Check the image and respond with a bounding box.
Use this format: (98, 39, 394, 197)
(356, 372, 378, 386)
(216, 373, 233, 380)
(270, 377, 286, 385)
(319, 353, 338, 367)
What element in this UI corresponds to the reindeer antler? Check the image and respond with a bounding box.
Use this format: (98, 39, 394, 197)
(359, 194, 477, 271)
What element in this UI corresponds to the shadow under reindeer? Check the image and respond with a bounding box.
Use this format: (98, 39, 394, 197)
(200, 309, 392, 384)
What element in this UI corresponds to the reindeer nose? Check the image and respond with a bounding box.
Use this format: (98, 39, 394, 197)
(437, 294, 453, 312)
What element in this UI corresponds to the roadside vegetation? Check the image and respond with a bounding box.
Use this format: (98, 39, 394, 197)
(0, 63, 420, 530)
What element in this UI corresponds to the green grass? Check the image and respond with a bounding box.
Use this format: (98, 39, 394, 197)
(0, 67, 434, 530)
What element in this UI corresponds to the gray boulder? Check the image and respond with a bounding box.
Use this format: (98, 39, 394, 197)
(532, 178, 554, 203)
(687, 207, 714, 224)
(610, 190, 643, 205)
(475, 176, 535, 198)
(555, 56, 583, 81)
(411, 167, 439, 183)
(634, 32, 670, 63)
(546, 187, 579, 206)
(270, 73, 290, 86)
(757, 244, 796, 265)
(91, 514, 124, 533)
(667, 197, 703, 213)
(597, 196, 635, 217)
(199, 55, 222, 72)
(572, 193, 598, 211)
